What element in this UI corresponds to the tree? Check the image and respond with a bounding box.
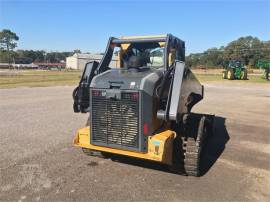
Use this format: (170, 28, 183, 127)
(224, 36, 262, 65)
(186, 36, 270, 69)
(0, 29, 19, 68)
(73, 49, 81, 54)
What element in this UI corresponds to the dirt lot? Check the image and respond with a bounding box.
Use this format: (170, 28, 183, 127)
(0, 82, 269, 202)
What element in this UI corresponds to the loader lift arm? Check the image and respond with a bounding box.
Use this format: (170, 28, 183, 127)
(73, 61, 99, 113)
(157, 61, 204, 123)
(73, 38, 115, 113)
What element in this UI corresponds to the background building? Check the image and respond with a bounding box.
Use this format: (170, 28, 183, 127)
(66, 53, 118, 70)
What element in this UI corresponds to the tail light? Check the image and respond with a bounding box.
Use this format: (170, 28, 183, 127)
(92, 90, 101, 97)
(131, 92, 139, 101)
(143, 123, 149, 135)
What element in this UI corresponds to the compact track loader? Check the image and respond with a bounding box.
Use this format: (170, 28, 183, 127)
(72, 34, 214, 176)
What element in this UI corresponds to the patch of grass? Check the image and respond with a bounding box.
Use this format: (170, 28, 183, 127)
(0, 69, 268, 89)
(195, 73, 269, 84)
(195, 73, 221, 82)
(0, 70, 81, 88)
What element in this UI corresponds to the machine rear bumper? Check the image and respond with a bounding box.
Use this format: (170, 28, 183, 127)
(73, 127, 176, 165)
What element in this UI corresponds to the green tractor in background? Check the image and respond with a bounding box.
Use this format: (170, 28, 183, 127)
(256, 60, 270, 80)
(222, 60, 248, 80)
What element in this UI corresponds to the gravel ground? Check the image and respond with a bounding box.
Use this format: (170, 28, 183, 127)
(0, 83, 269, 202)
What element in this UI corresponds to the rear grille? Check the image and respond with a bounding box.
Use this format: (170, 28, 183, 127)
(91, 90, 139, 149)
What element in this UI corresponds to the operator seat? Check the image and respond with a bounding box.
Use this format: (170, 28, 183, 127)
(127, 55, 145, 68)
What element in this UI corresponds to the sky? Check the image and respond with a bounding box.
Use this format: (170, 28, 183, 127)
(0, 0, 269, 54)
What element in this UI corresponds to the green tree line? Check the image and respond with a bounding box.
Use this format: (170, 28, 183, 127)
(0, 29, 82, 64)
(0, 49, 80, 64)
(1, 29, 269, 68)
(186, 36, 270, 68)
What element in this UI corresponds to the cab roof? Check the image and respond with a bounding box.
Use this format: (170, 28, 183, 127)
(112, 34, 173, 44)
(120, 34, 167, 40)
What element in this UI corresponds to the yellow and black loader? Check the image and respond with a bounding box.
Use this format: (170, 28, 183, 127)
(72, 34, 214, 176)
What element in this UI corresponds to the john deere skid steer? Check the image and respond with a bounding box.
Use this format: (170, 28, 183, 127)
(72, 34, 214, 176)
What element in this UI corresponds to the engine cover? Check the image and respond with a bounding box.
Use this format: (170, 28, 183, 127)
(89, 68, 163, 152)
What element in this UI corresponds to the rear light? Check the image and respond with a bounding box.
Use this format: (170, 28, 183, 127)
(143, 123, 149, 135)
(92, 90, 101, 97)
(131, 92, 139, 101)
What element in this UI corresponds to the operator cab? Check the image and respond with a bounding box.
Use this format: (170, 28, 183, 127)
(111, 35, 185, 71)
(73, 34, 186, 113)
(121, 42, 163, 71)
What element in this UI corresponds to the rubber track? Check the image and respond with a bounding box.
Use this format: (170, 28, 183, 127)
(183, 116, 206, 176)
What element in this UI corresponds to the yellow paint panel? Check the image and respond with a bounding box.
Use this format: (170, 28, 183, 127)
(120, 43, 130, 51)
(120, 34, 167, 40)
(169, 49, 176, 66)
(148, 131, 176, 164)
(159, 42, 165, 47)
(73, 127, 176, 165)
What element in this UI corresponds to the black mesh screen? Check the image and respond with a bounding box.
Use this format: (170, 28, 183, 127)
(91, 90, 139, 149)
